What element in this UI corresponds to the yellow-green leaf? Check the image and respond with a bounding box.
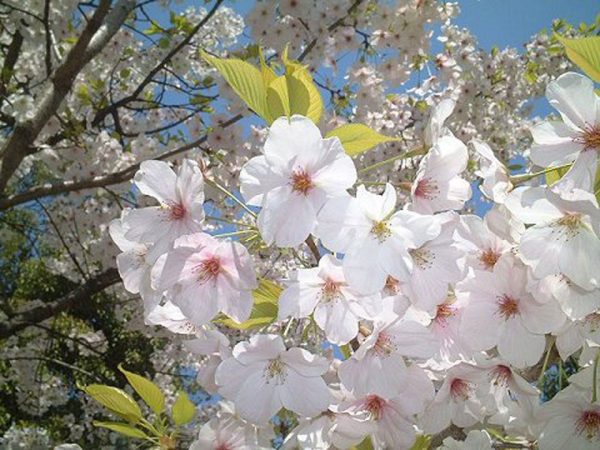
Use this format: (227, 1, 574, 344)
(326, 124, 399, 156)
(92, 421, 148, 439)
(201, 51, 270, 121)
(118, 365, 165, 415)
(545, 164, 571, 185)
(267, 76, 291, 122)
(258, 47, 277, 87)
(410, 435, 432, 450)
(556, 35, 600, 82)
(288, 70, 323, 124)
(172, 391, 196, 425)
(352, 437, 374, 450)
(84, 385, 142, 423)
(220, 278, 281, 330)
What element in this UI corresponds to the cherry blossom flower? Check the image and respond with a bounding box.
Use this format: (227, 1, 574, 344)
(316, 183, 441, 294)
(123, 159, 205, 247)
(420, 363, 491, 434)
(239, 115, 356, 247)
(152, 233, 257, 327)
(456, 214, 512, 272)
(278, 254, 380, 345)
(458, 254, 565, 368)
(401, 213, 464, 312)
(537, 388, 600, 450)
(439, 430, 493, 450)
(530, 72, 600, 191)
(185, 329, 232, 394)
(506, 186, 600, 290)
(215, 334, 332, 425)
(338, 320, 436, 397)
(409, 133, 472, 214)
(472, 139, 511, 203)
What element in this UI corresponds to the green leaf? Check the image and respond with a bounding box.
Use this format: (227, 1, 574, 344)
(219, 278, 281, 330)
(258, 47, 278, 87)
(201, 51, 270, 121)
(352, 437, 374, 450)
(92, 421, 148, 439)
(84, 385, 142, 423)
(172, 391, 196, 425)
(556, 35, 600, 82)
(545, 164, 571, 185)
(288, 70, 323, 124)
(326, 124, 399, 156)
(410, 435, 432, 450)
(118, 365, 165, 415)
(267, 76, 291, 122)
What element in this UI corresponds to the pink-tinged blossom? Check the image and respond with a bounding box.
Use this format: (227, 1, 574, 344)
(457, 254, 565, 368)
(537, 388, 600, 450)
(316, 183, 441, 294)
(278, 254, 381, 345)
(338, 320, 436, 398)
(420, 363, 490, 434)
(506, 186, 600, 290)
(184, 329, 232, 394)
(152, 233, 257, 327)
(339, 372, 433, 450)
(401, 213, 464, 312)
(553, 313, 600, 361)
(215, 334, 332, 425)
(124, 159, 205, 247)
(439, 430, 493, 450)
(190, 402, 274, 450)
(239, 115, 356, 247)
(409, 134, 472, 214)
(530, 72, 600, 192)
(533, 273, 600, 321)
(455, 214, 512, 272)
(145, 302, 198, 335)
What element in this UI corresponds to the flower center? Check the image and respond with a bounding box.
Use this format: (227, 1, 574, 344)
(370, 220, 392, 242)
(363, 394, 386, 420)
(164, 201, 186, 220)
(414, 177, 439, 200)
(552, 213, 583, 241)
(372, 332, 396, 358)
(383, 276, 400, 296)
(450, 378, 473, 401)
(574, 123, 600, 151)
(410, 247, 435, 270)
(584, 313, 600, 333)
(479, 247, 500, 270)
(215, 444, 232, 450)
(320, 278, 342, 303)
(194, 257, 221, 283)
(434, 302, 455, 326)
(496, 294, 520, 320)
(575, 410, 600, 440)
(490, 365, 512, 387)
(291, 169, 314, 195)
(264, 357, 288, 384)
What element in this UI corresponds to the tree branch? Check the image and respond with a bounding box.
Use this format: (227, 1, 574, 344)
(91, 0, 225, 127)
(0, 268, 120, 339)
(0, 0, 136, 195)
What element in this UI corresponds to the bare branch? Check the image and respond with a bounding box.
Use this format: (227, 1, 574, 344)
(0, 0, 136, 194)
(0, 268, 120, 339)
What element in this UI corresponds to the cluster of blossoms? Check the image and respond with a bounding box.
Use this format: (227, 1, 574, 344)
(110, 70, 600, 449)
(1, 0, 599, 447)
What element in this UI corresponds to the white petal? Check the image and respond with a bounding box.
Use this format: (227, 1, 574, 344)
(530, 121, 582, 167)
(279, 369, 331, 418)
(264, 115, 323, 168)
(497, 320, 545, 368)
(546, 71, 598, 129)
(239, 155, 286, 206)
(134, 160, 177, 202)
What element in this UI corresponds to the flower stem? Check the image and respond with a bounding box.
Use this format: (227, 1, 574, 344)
(358, 146, 425, 174)
(205, 177, 257, 218)
(537, 337, 555, 389)
(593, 349, 600, 402)
(510, 162, 572, 185)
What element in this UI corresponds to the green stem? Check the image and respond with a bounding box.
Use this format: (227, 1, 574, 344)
(214, 229, 256, 238)
(510, 162, 572, 185)
(537, 337, 555, 389)
(206, 215, 253, 228)
(205, 178, 257, 218)
(358, 146, 425, 174)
